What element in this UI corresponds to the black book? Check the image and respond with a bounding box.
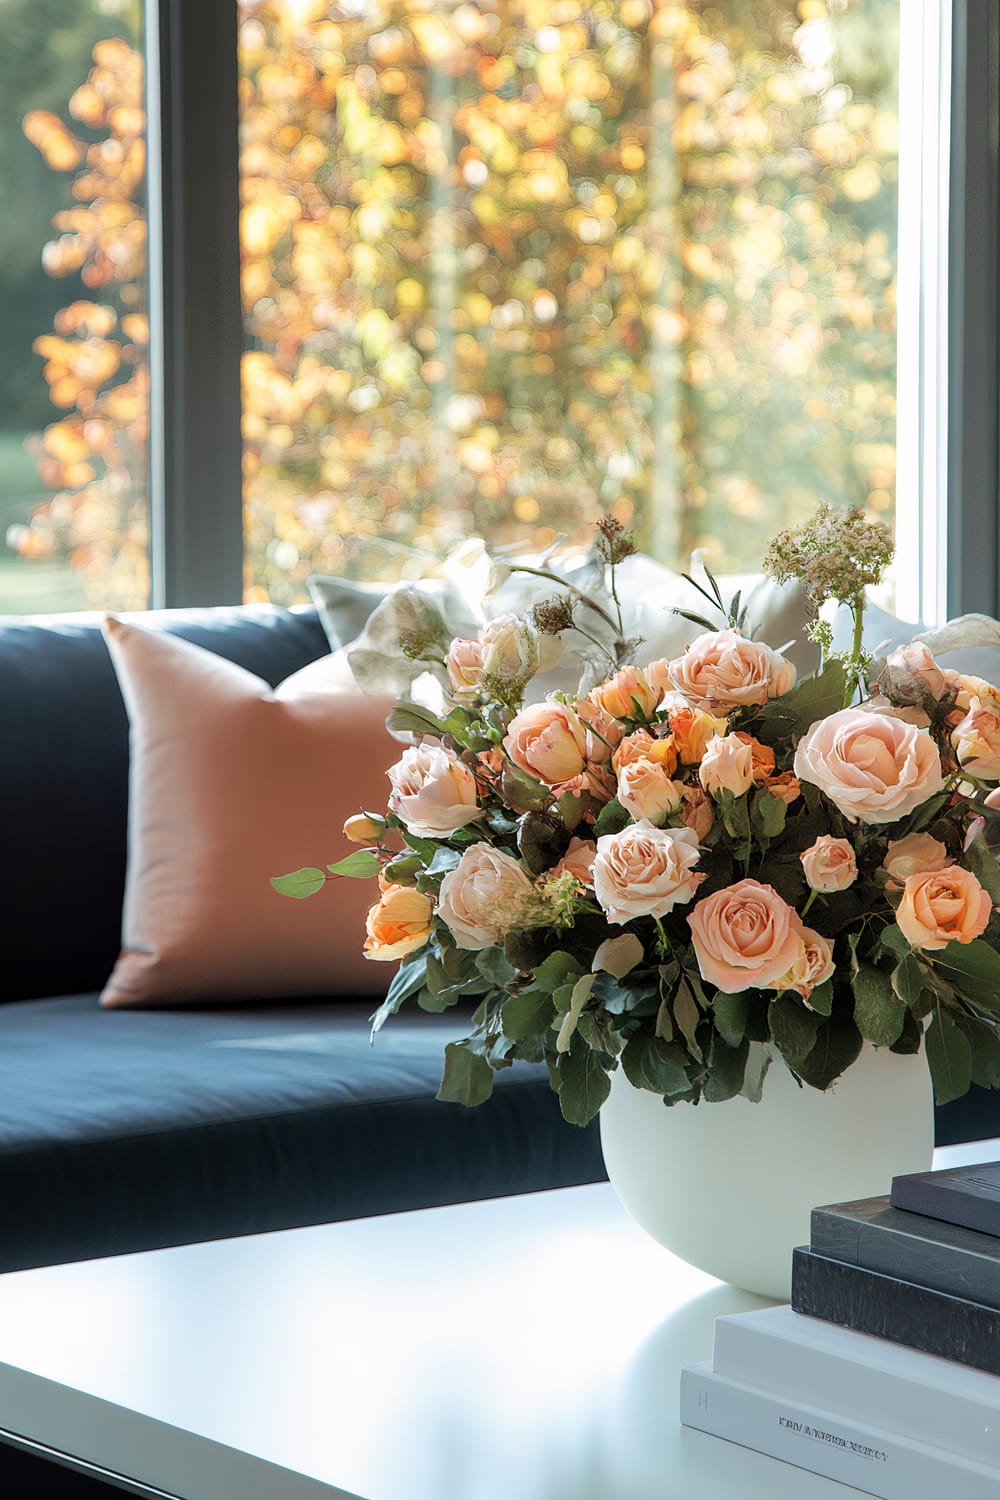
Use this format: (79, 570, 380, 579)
(791, 1246, 1000, 1377)
(811, 1196, 1000, 1312)
(891, 1161, 1000, 1238)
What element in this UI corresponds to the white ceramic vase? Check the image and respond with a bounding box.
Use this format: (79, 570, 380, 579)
(598, 1043, 934, 1300)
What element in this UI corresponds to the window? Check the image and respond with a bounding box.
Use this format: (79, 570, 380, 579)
(1, 2, 995, 622)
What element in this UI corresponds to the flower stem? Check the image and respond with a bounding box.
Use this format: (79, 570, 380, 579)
(844, 593, 865, 708)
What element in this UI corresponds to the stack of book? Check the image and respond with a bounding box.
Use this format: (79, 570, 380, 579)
(681, 1161, 1000, 1497)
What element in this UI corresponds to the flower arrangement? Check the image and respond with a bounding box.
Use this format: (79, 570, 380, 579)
(276, 508, 1000, 1126)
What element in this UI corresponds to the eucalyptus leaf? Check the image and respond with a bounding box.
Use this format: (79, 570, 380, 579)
(965, 831, 1000, 903)
(476, 947, 517, 988)
(502, 988, 554, 1042)
(369, 955, 428, 1037)
(557, 1046, 611, 1125)
(957, 1016, 1000, 1088)
(673, 977, 704, 1063)
(704, 1037, 749, 1103)
(593, 798, 630, 838)
(740, 1041, 773, 1102)
(929, 939, 1000, 1018)
(621, 1034, 691, 1097)
(852, 965, 906, 1047)
(769, 995, 823, 1069)
(712, 991, 749, 1048)
(592, 933, 644, 979)
(437, 1042, 495, 1107)
(270, 866, 326, 899)
(889, 1008, 923, 1055)
(533, 950, 584, 993)
(795, 1017, 863, 1091)
(805, 978, 833, 1017)
(555, 974, 597, 1053)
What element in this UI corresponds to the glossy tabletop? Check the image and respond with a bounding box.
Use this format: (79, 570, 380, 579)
(0, 1139, 994, 1500)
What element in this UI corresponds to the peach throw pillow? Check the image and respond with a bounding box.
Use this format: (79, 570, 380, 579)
(101, 616, 394, 1007)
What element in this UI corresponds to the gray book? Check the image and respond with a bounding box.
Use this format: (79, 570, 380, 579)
(811, 1196, 1000, 1311)
(891, 1162, 1000, 1237)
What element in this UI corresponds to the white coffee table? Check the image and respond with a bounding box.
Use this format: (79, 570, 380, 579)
(0, 1140, 994, 1500)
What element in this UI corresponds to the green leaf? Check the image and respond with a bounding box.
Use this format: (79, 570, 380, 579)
(270, 866, 326, 899)
(387, 703, 448, 738)
(769, 994, 823, 1069)
(878, 923, 909, 960)
(502, 988, 554, 1042)
(476, 947, 517, 988)
(593, 798, 630, 838)
(704, 1037, 750, 1103)
(806, 978, 833, 1017)
(673, 977, 704, 1063)
(925, 1010, 973, 1105)
(740, 1041, 773, 1102)
(369, 955, 428, 1037)
(437, 1043, 495, 1107)
(753, 789, 787, 841)
(403, 830, 442, 864)
(555, 974, 597, 1053)
(326, 850, 381, 879)
(852, 964, 906, 1047)
(777, 659, 848, 735)
(891, 953, 927, 1005)
(517, 812, 567, 875)
(533, 950, 583, 993)
(557, 1046, 611, 1125)
(956, 1016, 1000, 1088)
(929, 939, 1000, 1018)
(502, 765, 551, 812)
(795, 1016, 863, 1091)
(889, 1009, 923, 1055)
(712, 991, 749, 1048)
(621, 1034, 691, 1097)
(964, 831, 1000, 903)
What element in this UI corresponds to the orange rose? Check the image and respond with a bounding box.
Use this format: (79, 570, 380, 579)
(669, 705, 729, 764)
(589, 664, 662, 721)
(364, 885, 434, 962)
(612, 728, 678, 776)
(766, 771, 801, 805)
(895, 867, 992, 951)
(734, 732, 776, 782)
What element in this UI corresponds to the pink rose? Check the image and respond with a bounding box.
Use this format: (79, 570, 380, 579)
(800, 835, 858, 893)
(387, 743, 480, 838)
(775, 919, 836, 1002)
(593, 822, 704, 925)
(699, 732, 754, 797)
(438, 845, 535, 950)
(681, 784, 715, 841)
(503, 700, 589, 785)
(617, 758, 685, 825)
(883, 642, 947, 704)
(445, 637, 484, 701)
(895, 866, 992, 952)
(883, 832, 952, 883)
(687, 879, 807, 993)
(953, 699, 1000, 781)
(550, 836, 596, 887)
(794, 707, 944, 824)
(668, 629, 796, 713)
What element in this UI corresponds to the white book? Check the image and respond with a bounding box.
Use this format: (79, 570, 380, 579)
(681, 1362, 1000, 1500)
(710, 1304, 1000, 1470)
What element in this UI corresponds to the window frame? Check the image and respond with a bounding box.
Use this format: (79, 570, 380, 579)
(143, 0, 999, 619)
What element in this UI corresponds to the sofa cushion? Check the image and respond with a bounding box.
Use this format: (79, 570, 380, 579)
(0, 606, 330, 1004)
(101, 617, 394, 1007)
(0, 995, 607, 1272)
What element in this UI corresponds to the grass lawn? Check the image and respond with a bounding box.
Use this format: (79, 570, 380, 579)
(0, 429, 86, 613)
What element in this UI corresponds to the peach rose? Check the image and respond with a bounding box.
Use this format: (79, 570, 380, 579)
(986, 787, 1000, 811)
(668, 629, 796, 713)
(800, 835, 858, 893)
(776, 920, 836, 1002)
(734, 732, 776, 782)
(445, 637, 484, 701)
(387, 743, 480, 838)
(593, 822, 704, 924)
(550, 836, 597, 887)
(589, 664, 662, 721)
(617, 758, 685, 825)
(766, 771, 801, 805)
(884, 642, 948, 704)
(883, 833, 952, 883)
(699, 733, 754, 798)
(612, 728, 678, 777)
(343, 812, 386, 845)
(503, 700, 589, 784)
(681, 784, 715, 841)
(895, 866, 992, 951)
(687, 879, 807, 993)
(953, 699, 1000, 781)
(438, 844, 536, 950)
(943, 670, 1000, 712)
(363, 885, 434, 962)
(573, 698, 625, 764)
(794, 707, 944, 824)
(669, 704, 729, 764)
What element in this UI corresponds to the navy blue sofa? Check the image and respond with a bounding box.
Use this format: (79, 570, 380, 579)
(0, 604, 606, 1275)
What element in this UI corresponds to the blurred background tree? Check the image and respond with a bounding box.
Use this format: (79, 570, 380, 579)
(6, 0, 899, 610)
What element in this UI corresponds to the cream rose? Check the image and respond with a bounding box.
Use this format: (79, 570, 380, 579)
(953, 699, 1000, 781)
(794, 707, 944, 824)
(699, 733, 754, 798)
(363, 885, 434, 962)
(445, 637, 484, 701)
(592, 822, 704, 925)
(438, 845, 536, 950)
(895, 866, 992, 951)
(668, 629, 796, 713)
(883, 832, 952, 883)
(800, 835, 858, 893)
(617, 758, 685, 825)
(943, 670, 1000, 712)
(387, 743, 480, 838)
(503, 700, 589, 785)
(687, 879, 806, 993)
(550, 836, 597, 887)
